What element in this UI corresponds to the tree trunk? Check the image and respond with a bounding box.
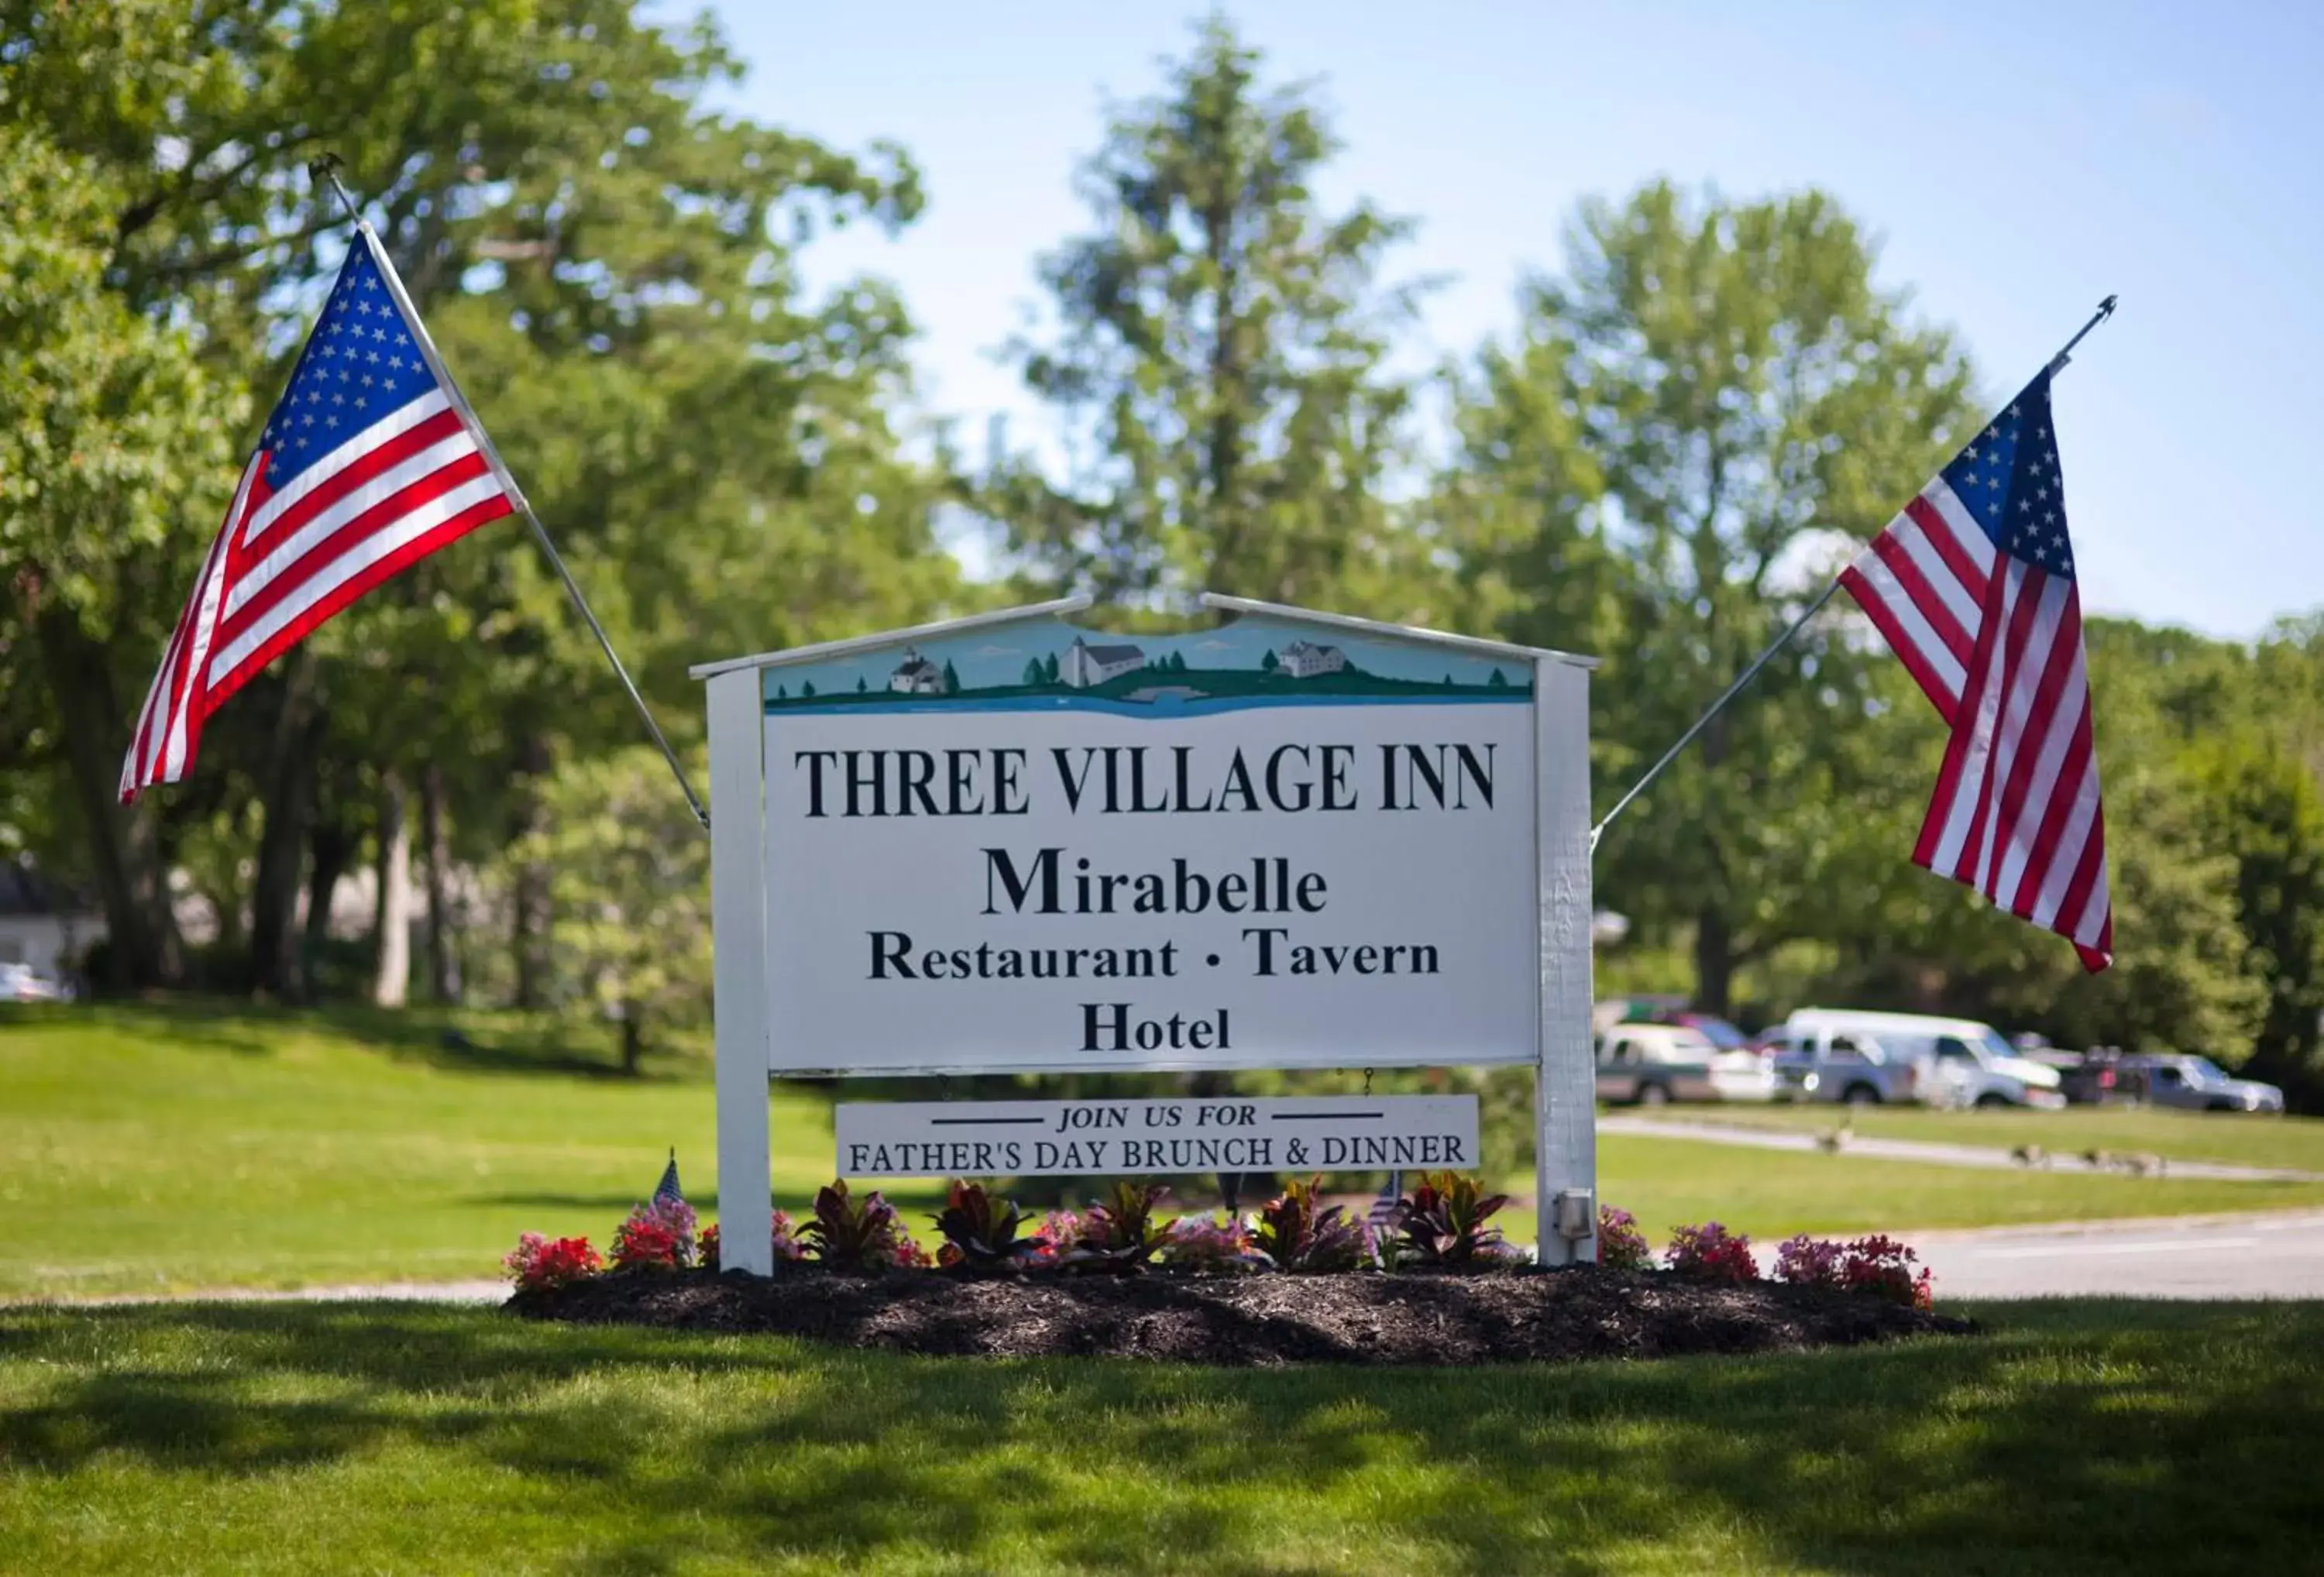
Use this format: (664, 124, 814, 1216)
(620, 1006, 644, 1077)
(249, 654, 320, 999)
(302, 813, 356, 989)
(372, 770, 412, 1008)
(510, 732, 553, 1009)
(419, 761, 461, 1003)
(1694, 906, 1734, 1019)
(30, 600, 180, 988)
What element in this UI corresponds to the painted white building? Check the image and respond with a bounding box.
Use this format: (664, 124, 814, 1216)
(0, 863, 104, 978)
(888, 648, 944, 694)
(1279, 640, 1347, 678)
(1061, 636, 1145, 688)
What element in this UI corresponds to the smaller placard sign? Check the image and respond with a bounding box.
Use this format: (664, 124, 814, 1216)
(835, 1094, 1480, 1178)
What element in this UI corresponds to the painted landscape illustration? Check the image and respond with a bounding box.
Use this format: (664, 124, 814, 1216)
(761, 613, 1532, 715)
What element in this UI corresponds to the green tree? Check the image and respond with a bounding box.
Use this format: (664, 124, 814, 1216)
(4, 0, 957, 995)
(521, 746, 710, 1074)
(2196, 737, 2324, 1101)
(0, 125, 243, 987)
(1043, 653, 1060, 684)
(941, 659, 961, 694)
(978, 17, 1433, 614)
(1446, 181, 1979, 1012)
(1260, 648, 1277, 672)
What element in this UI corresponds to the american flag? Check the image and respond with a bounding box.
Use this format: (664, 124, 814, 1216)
(1839, 369, 2112, 971)
(1367, 1170, 1403, 1233)
(655, 1150, 684, 1207)
(119, 229, 516, 799)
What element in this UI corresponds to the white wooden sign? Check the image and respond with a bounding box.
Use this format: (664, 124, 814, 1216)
(835, 1094, 1480, 1178)
(696, 595, 1599, 1272)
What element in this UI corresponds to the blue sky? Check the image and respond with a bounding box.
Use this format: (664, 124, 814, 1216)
(703, 2, 2321, 641)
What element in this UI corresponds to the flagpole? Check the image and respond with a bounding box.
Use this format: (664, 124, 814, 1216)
(1589, 581, 1841, 852)
(310, 157, 711, 832)
(1589, 294, 2119, 852)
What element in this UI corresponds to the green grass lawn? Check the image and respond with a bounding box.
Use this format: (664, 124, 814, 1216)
(1587, 1135, 2324, 1240)
(1633, 1100, 2324, 1173)
(0, 1001, 931, 1299)
(8, 1002, 2324, 1299)
(0, 1298, 2316, 1574)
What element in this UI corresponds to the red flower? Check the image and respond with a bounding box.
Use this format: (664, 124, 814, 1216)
(611, 1215, 682, 1270)
(504, 1232, 603, 1289)
(1665, 1221, 1758, 1284)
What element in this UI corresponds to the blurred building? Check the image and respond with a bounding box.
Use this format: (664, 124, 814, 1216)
(0, 861, 105, 977)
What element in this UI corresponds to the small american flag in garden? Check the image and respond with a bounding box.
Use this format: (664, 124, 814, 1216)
(119, 232, 516, 800)
(1367, 1171, 1402, 1232)
(655, 1150, 684, 1206)
(1839, 369, 2112, 970)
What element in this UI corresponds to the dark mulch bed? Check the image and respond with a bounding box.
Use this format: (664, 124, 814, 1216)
(509, 1267, 1974, 1366)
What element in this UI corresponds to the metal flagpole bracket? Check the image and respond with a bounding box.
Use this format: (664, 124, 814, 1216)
(1589, 292, 2120, 852)
(2047, 294, 2119, 378)
(308, 156, 712, 833)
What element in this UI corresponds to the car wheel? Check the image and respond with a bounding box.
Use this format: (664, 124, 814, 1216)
(1843, 1084, 1881, 1107)
(1636, 1082, 1672, 1108)
(1975, 1093, 2012, 1109)
(2207, 1099, 2237, 1113)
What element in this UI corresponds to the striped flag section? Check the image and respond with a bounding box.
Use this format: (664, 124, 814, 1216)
(1367, 1171, 1404, 1234)
(1839, 369, 2112, 971)
(120, 229, 515, 800)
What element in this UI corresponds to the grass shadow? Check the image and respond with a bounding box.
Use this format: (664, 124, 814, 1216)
(2, 1300, 2318, 1572)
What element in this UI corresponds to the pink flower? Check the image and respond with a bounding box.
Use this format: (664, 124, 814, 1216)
(1772, 1232, 1936, 1309)
(1665, 1221, 1758, 1283)
(1596, 1207, 1653, 1271)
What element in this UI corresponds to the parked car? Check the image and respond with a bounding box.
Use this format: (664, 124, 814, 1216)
(1595, 1022, 1779, 1107)
(1663, 1011, 1749, 1050)
(2117, 1055, 2284, 1114)
(1593, 998, 1750, 1048)
(1762, 1009, 2067, 1108)
(2023, 1046, 2125, 1105)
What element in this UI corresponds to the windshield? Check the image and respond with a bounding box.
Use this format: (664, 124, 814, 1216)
(1976, 1029, 2020, 1062)
(1685, 1015, 1747, 1050)
(2185, 1056, 2230, 1084)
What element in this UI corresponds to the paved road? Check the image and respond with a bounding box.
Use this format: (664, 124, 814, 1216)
(1602, 1114, 2324, 1181)
(1902, 1211, 2324, 1299)
(40, 1215, 2324, 1305)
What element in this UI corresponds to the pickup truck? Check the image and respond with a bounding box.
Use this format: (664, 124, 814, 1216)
(2119, 1055, 2284, 1114)
(1756, 1022, 1927, 1106)
(1762, 1009, 2066, 1108)
(1595, 1022, 1779, 1107)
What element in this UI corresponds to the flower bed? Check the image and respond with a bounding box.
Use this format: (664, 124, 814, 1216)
(499, 1173, 1966, 1364)
(507, 1264, 1971, 1365)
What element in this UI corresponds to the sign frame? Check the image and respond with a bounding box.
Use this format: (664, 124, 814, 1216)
(834, 1094, 1484, 1180)
(693, 593, 1598, 1272)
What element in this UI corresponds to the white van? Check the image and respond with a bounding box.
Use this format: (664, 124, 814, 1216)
(1769, 1009, 2066, 1109)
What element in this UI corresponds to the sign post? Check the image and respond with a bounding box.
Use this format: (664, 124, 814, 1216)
(693, 596, 1597, 1273)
